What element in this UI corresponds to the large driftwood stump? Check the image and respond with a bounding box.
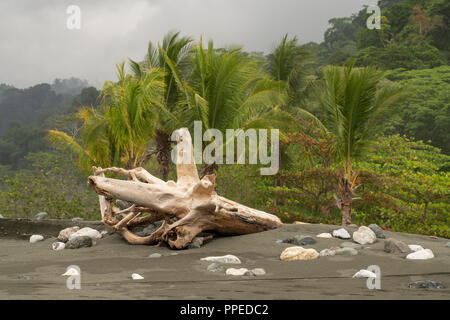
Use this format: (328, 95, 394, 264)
(87, 128, 282, 249)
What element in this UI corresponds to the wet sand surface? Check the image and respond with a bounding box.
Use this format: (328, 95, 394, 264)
(0, 221, 449, 299)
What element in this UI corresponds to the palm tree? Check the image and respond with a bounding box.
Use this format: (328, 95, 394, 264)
(317, 62, 406, 225)
(48, 62, 165, 171)
(265, 34, 320, 204)
(129, 31, 193, 180)
(165, 39, 288, 176)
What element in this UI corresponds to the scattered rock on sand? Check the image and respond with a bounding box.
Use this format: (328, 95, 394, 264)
(319, 249, 336, 257)
(353, 226, 377, 245)
(332, 228, 351, 239)
(368, 224, 385, 239)
(65, 236, 94, 249)
(33, 212, 48, 220)
(29, 235, 44, 243)
(316, 233, 332, 239)
(131, 273, 144, 280)
(340, 242, 362, 250)
(384, 238, 411, 254)
(57, 226, 80, 242)
(148, 253, 162, 258)
(406, 249, 434, 260)
(353, 269, 377, 278)
(68, 227, 101, 241)
(282, 235, 316, 246)
(408, 280, 444, 289)
(207, 263, 224, 272)
(280, 247, 319, 261)
(334, 247, 358, 256)
(226, 268, 249, 276)
(51, 242, 65, 251)
(201, 255, 241, 264)
(408, 245, 424, 252)
(251, 268, 266, 276)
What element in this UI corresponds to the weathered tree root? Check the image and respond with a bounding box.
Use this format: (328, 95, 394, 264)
(87, 128, 282, 249)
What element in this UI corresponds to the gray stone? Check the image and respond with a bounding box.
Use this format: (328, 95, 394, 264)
(187, 242, 201, 249)
(207, 263, 224, 272)
(319, 249, 336, 257)
(201, 255, 241, 264)
(244, 270, 256, 276)
(275, 239, 283, 243)
(348, 224, 358, 228)
(116, 199, 133, 210)
(384, 238, 411, 254)
(282, 235, 316, 246)
(71, 217, 83, 222)
(17, 275, 32, 280)
(332, 228, 351, 239)
(352, 226, 377, 245)
(29, 235, 44, 243)
(65, 236, 93, 249)
(408, 280, 444, 289)
(148, 253, 162, 258)
(445, 242, 450, 248)
(340, 242, 362, 250)
(0, 214, 4, 219)
(58, 226, 80, 242)
(33, 212, 48, 220)
(334, 247, 358, 256)
(251, 268, 266, 276)
(368, 224, 385, 239)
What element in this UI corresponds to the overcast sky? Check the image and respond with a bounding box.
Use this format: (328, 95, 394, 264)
(0, 0, 375, 89)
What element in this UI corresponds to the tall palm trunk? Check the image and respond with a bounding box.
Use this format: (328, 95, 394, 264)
(200, 163, 218, 177)
(155, 130, 171, 181)
(339, 176, 353, 225)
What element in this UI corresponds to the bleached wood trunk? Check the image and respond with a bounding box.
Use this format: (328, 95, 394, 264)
(87, 128, 282, 249)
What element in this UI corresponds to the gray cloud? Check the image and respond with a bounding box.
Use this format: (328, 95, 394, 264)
(0, 0, 372, 88)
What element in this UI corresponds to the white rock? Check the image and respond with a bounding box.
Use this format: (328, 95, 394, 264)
(332, 228, 351, 239)
(316, 233, 332, 239)
(68, 227, 102, 241)
(353, 269, 377, 278)
(406, 249, 434, 260)
(352, 226, 377, 245)
(200, 254, 241, 264)
(225, 268, 249, 276)
(57, 226, 80, 242)
(62, 267, 79, 276)
(251, 268, 266, 276)
(408, 245, 424, 252)
(280, 246, 319, 261)
(52, 242, 65, 251)
(319, 249, 336, 256)
(131, 273, 144, 280)
(29, 235, 44, 243)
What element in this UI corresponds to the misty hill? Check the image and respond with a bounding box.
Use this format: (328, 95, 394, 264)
(0, 78, 94, 137)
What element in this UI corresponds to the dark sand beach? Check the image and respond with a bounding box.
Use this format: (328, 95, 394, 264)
(0, 219, 449, 299)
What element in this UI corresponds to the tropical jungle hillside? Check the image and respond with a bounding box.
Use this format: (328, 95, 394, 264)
(0, 0, 448, 238)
